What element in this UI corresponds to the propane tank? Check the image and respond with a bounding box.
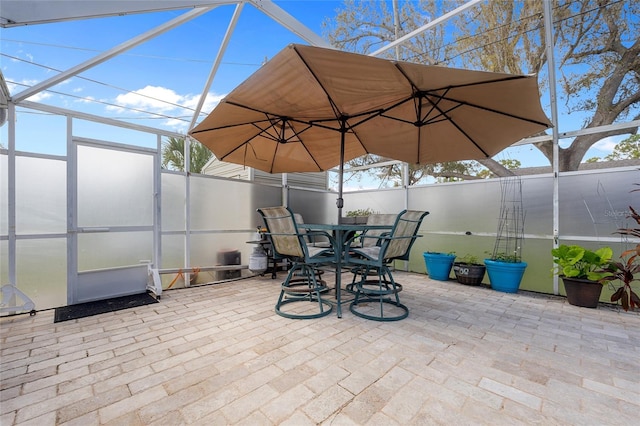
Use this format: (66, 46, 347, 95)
(249, 244, 268, 274)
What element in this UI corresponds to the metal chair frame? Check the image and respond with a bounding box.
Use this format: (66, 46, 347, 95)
(257, 206, 336, 319)
(346, 213, 397, 294)
(345, 210, 429, 321)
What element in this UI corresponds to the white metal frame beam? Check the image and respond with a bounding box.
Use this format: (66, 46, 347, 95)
(249, 0, 331, 48)
(544, 0, 561, 295)
(370, 0, 483, 57)
(12, 7, 215, 103)
(18, 100, 183, 138)
(190, 2, 244, 130)
(513, 120, 640, 146)
(0, 0, 236, 27)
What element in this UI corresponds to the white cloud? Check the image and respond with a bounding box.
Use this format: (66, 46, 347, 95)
(592, 136, 623, 153)
(109, 85, 181, 113)
(75, 96, 95, 104)
(106, 85, 225, 129)
(27, 91, 52, 102)
(184, 92, 225, 114)
(10, 79, 52, 102)
(17, 78, 38, 87)
(14, 50, 33, 63)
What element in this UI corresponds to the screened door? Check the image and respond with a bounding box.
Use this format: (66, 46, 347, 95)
(71, 139, 157, 304)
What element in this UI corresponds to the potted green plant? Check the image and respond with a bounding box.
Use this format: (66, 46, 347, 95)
(453, 254, 486, 286)
(423, 251, 456, 281)
(485, 176, 528, 293)
(551, 244, 613, 308)
(485, 253, 528, 293)
(341, 208, 376, 225)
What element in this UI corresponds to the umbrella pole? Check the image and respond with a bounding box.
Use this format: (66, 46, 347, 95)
(337, 124, 345, 222)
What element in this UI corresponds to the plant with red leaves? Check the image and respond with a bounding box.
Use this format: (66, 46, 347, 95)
(599, 185, 640, 311)
(600, 253, 640, 311)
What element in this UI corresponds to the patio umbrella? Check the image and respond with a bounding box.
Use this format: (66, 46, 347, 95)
(189, 44, 551, 214)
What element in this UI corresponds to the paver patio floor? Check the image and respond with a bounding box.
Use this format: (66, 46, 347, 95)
(2, 271, 639, 425)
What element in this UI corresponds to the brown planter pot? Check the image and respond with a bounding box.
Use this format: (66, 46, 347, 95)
(562, 277, 603, 308)
(453, 263, 486, 286)
(340, 216, 368, 225)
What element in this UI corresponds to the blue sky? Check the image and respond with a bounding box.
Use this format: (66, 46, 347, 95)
(1, 1, 343, 154)
(0, 0, 625, 171)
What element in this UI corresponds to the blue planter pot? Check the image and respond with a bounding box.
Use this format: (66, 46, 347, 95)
(423, 252, 456, 281)
(484, 259, 527, 293)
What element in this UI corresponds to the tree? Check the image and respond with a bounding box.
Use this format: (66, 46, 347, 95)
(326, 0, 455, 63)
(323, 0, 639, 178)
(384, 161, 487, 184)
(605, 134, 640, 161)
(347, 155, 522, 186)
(582, 134, 640, 162)
(456, 0, 639, 172)
(343, 154, 485, 187)
(161, 136, 212, 173)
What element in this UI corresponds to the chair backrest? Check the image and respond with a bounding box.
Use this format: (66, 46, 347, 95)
(362, 214, 397, 247)
(257, 207, 305, 259)
(382, 210, 430, 261)
(293, 213, 311, 242)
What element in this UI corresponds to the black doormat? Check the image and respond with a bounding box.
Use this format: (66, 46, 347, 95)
(54, 292, 158, 323)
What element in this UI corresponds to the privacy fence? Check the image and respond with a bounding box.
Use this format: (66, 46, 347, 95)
(2, 139, 637, 311)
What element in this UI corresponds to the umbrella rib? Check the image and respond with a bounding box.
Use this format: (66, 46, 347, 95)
(211, 119, 288, 160)
(190, 116, 275, 134)
(418, 87, 451, 125)
(197, 99, 372, 168)
(220, 139, 259, 164)
(307, 109, 383, 132)
(441, 74, 532, 90)
(394, 62, 533, 94)
(392, 63, 549, 126)
(292, 45, 344, 121)
(292, 45, 376, 160)
(421, 94, 490, 157)
(226, 51, 378, 161)
(214, 113, 314, 163)
(260, 116, 312, 143)
(275, 117, 325, 172)
(429, 93, 551, 127)
(220, 98, 377, 135)
(375, 89, 549, 129)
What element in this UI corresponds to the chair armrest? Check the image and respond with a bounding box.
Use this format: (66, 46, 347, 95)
(303, 230, 335, 243)
(375, 234, 416, 242)
(266, 231, 334, 244)
(373, 231, 391, 246)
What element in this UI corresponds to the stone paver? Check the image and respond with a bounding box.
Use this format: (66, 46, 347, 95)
(1, 272, 639, 425)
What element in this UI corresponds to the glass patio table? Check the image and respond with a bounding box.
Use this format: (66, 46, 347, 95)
(303, 223, 393, 318)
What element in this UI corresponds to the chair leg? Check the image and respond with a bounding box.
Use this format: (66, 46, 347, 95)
(349, 266, 408, 321)
(275, 262, 333, 319)
(307, 266, 328, 314)
(289, 267, 328, 295)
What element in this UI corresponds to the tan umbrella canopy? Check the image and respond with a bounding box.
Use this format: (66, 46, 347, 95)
(190, 44, 551, 211)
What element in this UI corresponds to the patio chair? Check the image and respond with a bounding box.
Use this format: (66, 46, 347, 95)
(257, 206, 336, 319)
(291, 212, 328, 284)
(345, 210, 429, 321)
(294, 213, 332, 248)
(347, 213, 397, 293)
